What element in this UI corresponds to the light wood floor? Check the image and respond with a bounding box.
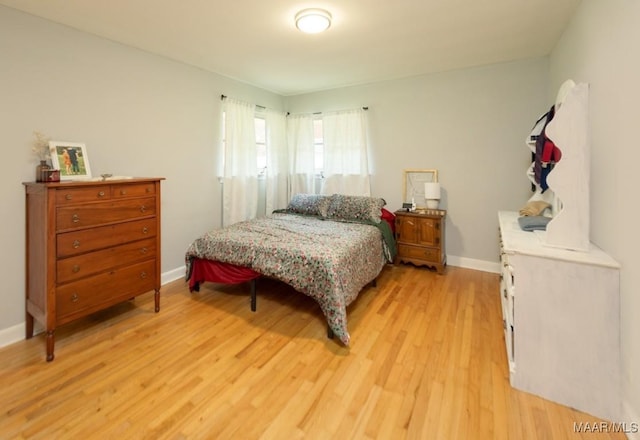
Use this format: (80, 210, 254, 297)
(0, 265, 625, 439)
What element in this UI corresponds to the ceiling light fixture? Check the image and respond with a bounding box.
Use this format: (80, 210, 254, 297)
(295, 8, 332, 34)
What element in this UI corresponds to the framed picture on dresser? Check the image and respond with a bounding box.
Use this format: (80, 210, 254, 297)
(49, 141, 92, 180)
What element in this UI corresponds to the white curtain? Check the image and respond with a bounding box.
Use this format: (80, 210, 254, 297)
(221, 97, 258, 226)
(287, 114, 317, 195)
(265, 108, 289, 214)
(321, 108, 371, 196)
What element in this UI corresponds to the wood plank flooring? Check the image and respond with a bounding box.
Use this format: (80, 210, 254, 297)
(0, 265, 625, 439)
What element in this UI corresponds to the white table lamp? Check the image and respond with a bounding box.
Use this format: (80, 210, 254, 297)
(424, 182, 441, 209)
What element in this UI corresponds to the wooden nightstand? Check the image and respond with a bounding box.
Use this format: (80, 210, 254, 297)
(394, 209, 446, 273)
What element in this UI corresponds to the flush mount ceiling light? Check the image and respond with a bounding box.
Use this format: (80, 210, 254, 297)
(295, 8, 332, 34)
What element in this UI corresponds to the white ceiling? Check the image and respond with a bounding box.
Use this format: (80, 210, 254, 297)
(0, 0, 581, 96)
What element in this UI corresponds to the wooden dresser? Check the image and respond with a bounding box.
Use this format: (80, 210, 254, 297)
(24, 178, 163, 361)
(394, 210, 446, 273)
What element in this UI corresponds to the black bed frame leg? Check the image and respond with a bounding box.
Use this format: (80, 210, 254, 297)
(250, 279, 256, 312)
(327, 326, 334, 339)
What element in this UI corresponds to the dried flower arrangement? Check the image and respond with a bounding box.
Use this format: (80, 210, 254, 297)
(32, 131, 51, 162)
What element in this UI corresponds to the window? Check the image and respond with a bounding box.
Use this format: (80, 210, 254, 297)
(313, 117, 323, 174)
(255, 115, 266, 174)
(222, 111, 268, 175)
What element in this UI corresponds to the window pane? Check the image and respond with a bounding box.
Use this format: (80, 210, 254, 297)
(257, 144, 267, 170)
(255, 117, 266, 172)
(314, 145, 323, 172)
(313, 119, 323, 144)
(255, 117, 266, 144)
(313, 119, 323, 173)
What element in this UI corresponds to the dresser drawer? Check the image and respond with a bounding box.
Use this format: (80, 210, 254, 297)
(55, 186, 111, 205)
(398, 244, 440, 263)
(57, 237, 157, 284)
(111, 182, 156, 198)
(56, 260, 156, 322)
(56, 196, 156, 230)
(57, 218, 157, 258)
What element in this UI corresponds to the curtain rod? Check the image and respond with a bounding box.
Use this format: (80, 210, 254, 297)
(221, 95, 368, 112)
(313, 106, 369, 113)
(220, 94, 266, 110)
(310, 106, 369, 115)
(307, 106, 369, 114)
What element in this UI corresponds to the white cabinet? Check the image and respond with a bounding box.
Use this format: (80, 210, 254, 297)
(498, 211, 620, 421)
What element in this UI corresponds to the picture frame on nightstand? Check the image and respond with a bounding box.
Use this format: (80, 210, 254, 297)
(403, 169, 438, 208)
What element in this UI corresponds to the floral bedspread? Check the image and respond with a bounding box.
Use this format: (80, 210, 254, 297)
(185, 213, 392, 346)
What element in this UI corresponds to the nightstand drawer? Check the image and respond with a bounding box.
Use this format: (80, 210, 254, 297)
(398, 244, 440, 263)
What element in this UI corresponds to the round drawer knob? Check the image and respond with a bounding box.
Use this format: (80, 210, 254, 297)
(72, 214, 80, 223)
(140, 205, 147, 213)
(65, 194, 72, 200)
(140, 272, 147, 279)
(98, 191, 105, 197)
(140, 247, 148, 254)
(71, 293, 79, 303)
(72, 265, 80, 273)
(72, 240, 81, 249)
(142, 227, 149, 234)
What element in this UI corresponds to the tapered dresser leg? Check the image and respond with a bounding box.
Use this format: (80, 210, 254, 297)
(155, 289, 160, 313)
(46, 330, 55, 362)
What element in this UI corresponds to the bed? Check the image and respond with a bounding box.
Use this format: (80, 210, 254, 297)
(185, 194, 397, 346)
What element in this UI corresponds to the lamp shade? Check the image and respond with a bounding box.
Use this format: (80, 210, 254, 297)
(424, 182, 441, 199)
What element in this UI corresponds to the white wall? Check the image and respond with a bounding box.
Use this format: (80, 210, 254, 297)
(0, 4, 552, 345)
(0, 6, 283, 341)
(549, 0, 639, 430)
(286, 59, 549, 266)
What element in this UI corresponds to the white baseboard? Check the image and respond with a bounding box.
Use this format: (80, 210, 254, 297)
(0, 322, 26, 349)
(447, 255, 500, 273)
(0, 266, 188, 350)
(162, 265, 186, 285)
